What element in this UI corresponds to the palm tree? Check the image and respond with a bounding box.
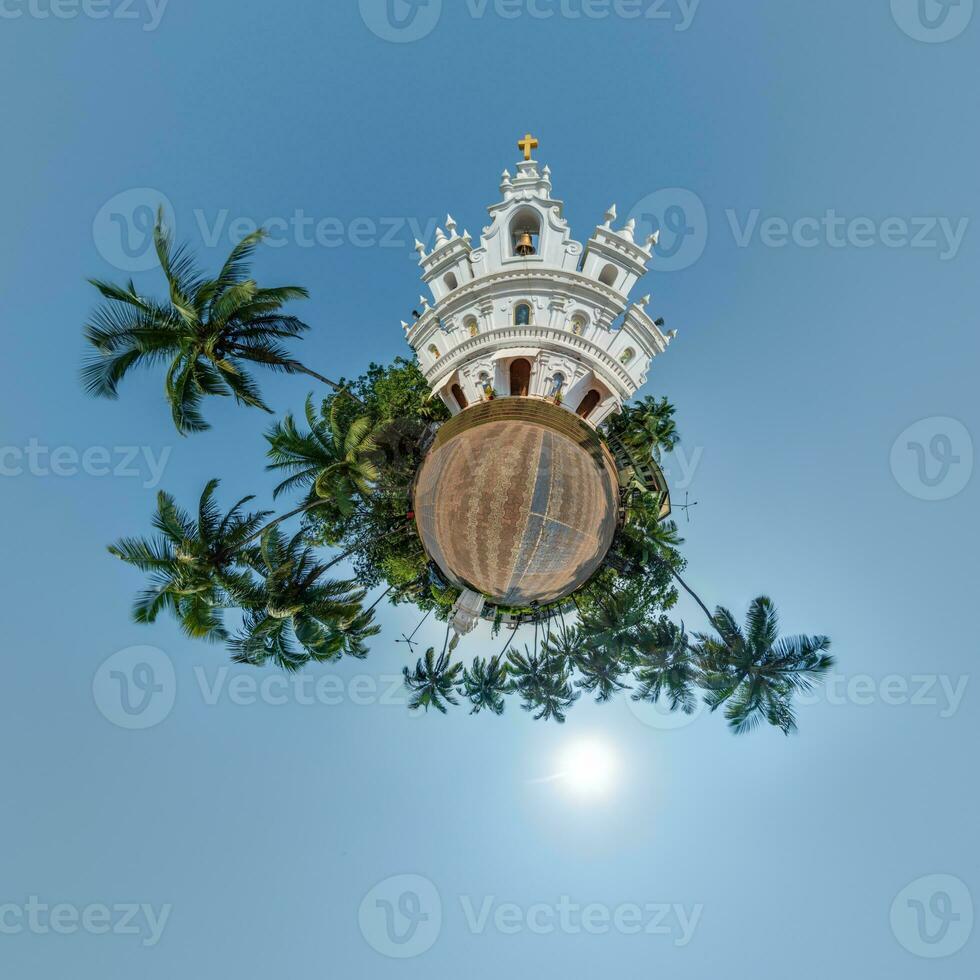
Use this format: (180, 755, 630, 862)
(695, 597, 834, 735)
(574, 648, 631, 703)
(108, 479, 269, 641)
(577, 593, 645, 663)
(507, 648, 580, 723)
(403, 648, 462, 714)
(229, 527, 367, 671)
(265, 396, 379, 515)
(324, 605, 382, 660)
(540, 622, 587, 665)
(460, 655, 509, 715)
(632, 620, 701, 716)
(82, 214, 355, 434)
(621, 395, 679, 462)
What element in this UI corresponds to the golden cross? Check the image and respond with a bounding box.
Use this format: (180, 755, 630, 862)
(518, 132, 539, 161)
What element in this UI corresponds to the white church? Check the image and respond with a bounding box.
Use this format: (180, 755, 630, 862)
(403, 134, 676, 427)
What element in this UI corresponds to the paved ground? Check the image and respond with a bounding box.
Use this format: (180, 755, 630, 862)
(414, 403, 619, 605)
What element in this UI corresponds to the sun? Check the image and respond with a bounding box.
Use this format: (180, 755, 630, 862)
(556, 737, 621, 799)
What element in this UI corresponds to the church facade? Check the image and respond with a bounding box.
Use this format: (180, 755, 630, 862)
(403, 136, 676, 428)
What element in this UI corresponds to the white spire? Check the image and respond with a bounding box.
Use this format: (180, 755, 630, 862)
(603, 204, 617, 229)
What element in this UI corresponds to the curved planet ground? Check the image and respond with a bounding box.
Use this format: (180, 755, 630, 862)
(413, 401, 620, 607)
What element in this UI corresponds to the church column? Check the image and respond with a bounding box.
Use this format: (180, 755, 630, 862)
(547, 295, 567, 329)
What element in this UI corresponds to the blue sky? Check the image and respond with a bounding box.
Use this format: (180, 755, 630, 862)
(1, 0, 978, 976)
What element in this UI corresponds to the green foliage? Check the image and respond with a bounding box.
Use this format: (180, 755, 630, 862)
(506, 647, 580, 723)
(696, 597, 834, 735)
(460, 655, 510, 715)
(605, 395, 679, 463)
(403, 648, 462, 714)
(229, 527, 372, 672)
(108, 480, 270, 641)
(632, 619, 702, 716)
(82, 214, 343, 434)
(266, 396, 380, 516)
(328, 357, 450, 432)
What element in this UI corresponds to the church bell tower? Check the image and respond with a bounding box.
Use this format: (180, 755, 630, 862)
(404, 135, 676, 427)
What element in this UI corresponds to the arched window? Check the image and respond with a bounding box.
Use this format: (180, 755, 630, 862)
(620, 347, 636, 366)
(510, 358, 531, 396)
(510, 208, 541, 257)
(444, 272, 459, 292)
(514, 302, 532, 326)
(428, 344, 440, 361)
(598, 264, 619, 288)
(465, 317, 479, 338)
(451, 384, 468, 410)
(576, 389, 602, 420)
(570, 315, 587, 336)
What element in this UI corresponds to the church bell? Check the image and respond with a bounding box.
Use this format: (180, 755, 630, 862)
(515, 231, 536, 256)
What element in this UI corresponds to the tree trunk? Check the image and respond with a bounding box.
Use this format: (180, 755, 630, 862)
(287, 361, 367, 408)
(364, 586, 394, 616)
(648, 552, 735, 654)
(233, 500, 325, 553)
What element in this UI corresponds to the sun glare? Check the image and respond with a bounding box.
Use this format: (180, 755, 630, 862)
(556, 738, 620, 799)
